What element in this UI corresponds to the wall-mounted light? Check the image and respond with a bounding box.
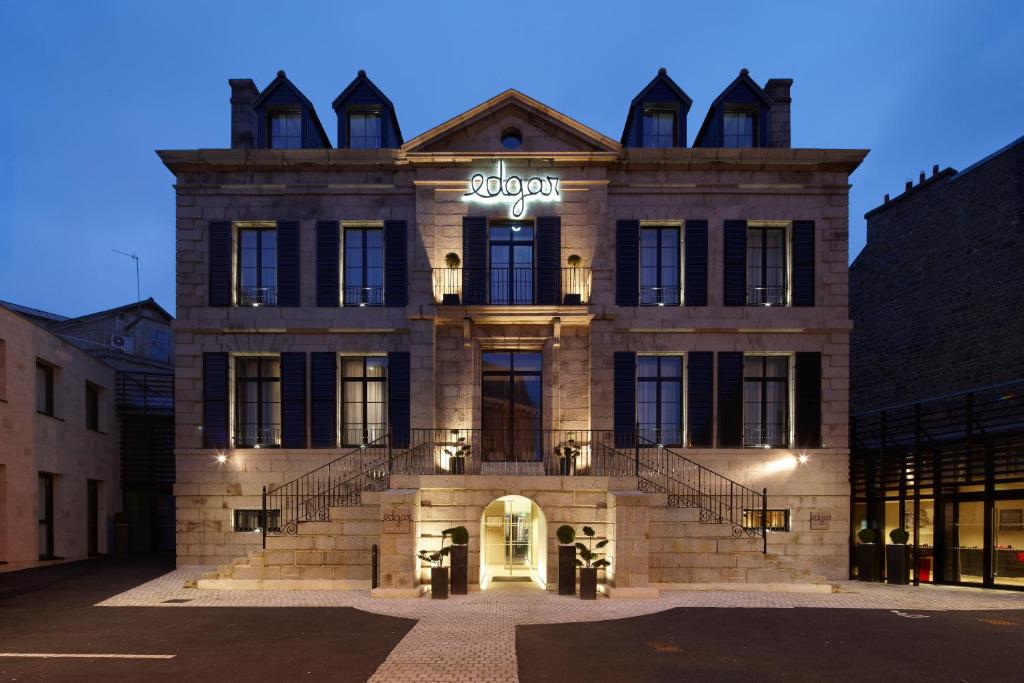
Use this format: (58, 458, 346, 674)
(798, 454, 809, 465)
(215, 453, 228, 464)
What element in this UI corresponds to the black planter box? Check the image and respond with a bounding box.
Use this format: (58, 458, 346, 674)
(442, 293, 460, 306)
(558, 545, 576, 596)
(886, 544, 910, 585)
(449, 456, 465, 475)
(579, 566, 597, 600)
(856, 543, 881, 582)
(562, 293, 582, 306)
(431, 567, 449, 599)
(450, 545, 468, 595)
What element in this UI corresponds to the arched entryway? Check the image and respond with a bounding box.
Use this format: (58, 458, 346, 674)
(479, 495, 547, 589)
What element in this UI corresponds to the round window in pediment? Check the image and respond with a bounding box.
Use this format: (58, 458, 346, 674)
(500, 128, 523, 150)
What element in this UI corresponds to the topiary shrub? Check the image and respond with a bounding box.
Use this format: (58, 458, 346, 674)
(567, 254, 582, 268)
(556, 525, 576, 545)
(446, 526, 470, 546)
(857, 527, 877, 544)
(444, 252, 461, 268)
(889, 528, 910, 544)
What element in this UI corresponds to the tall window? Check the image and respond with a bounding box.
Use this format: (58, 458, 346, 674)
(348, 111, 382, 149)
(747, 227, 787, 305)
(743, 355, 789, 447)
(343, 226, 384, 306)
(235, 357, 281, 447)
(238, 228, 277, 306)
(489, 222, 534, 304)
(724, 111, 755, 148)
(269, 112, 301, 149)
(642, 109, 675, 148)
(637, 356, 683, 446)
(639, 226, 681, 305)
(342, 357, 387, 445)
(36, 361, 54, 416)
(85, 382, 99, 431)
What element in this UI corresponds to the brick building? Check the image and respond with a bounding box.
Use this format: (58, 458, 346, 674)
(162, 68, 866, 594)
(850, 135, 1024, 588)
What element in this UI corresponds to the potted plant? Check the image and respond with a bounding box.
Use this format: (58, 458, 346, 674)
(442, 252, 461, 305)
(855, 527, 881, 582)
(556, 440, 580, 476)
(886, 527, 911, 585)
(418, 542, 451, 599)
(556, 525, 577, 596)
(563, 254, 583, 305)
(445, 430, 470, 475)
(447, 526, 470, 595)
(574, 525, 610, 600)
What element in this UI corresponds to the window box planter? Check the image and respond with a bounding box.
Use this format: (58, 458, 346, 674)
(562, 293, 582, 306)
(442, 293, 461, 306)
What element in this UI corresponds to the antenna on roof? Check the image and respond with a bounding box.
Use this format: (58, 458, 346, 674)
(112, 249, 141, 303)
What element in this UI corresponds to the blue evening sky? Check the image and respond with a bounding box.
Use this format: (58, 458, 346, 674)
(1, 1, 1021, 317)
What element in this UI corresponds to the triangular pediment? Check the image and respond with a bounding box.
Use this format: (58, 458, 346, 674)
(403, 90, 619, 154)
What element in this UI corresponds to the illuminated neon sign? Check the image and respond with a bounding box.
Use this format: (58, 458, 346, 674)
(463, 161, 560, 218)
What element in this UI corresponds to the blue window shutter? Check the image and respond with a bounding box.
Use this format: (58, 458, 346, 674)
(795, 352, 822, 448)
(277, 221, 300, 307)
(208, 221, 232, 307)
(684, 220, 708, 306)
(280, 352, 307, 448)
(536, 216, 561, 305)
(387, 351, 410, 448)
(613, 351, 637, 448)
(723, 220, 747, 306)
(310, 352, 337, 448)
(203, 353, 229, 448)
(316, 220, 339, 307)
(462, 216, 487, 305)
(687, 352, 713, 446)
(717, 352, 744, 447)
(792, 220, 815, 307)
(384, 220, 407, 307)
(616, 220, 640, 306)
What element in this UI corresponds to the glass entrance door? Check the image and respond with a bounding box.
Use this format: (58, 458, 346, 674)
(483, 496, 535, 580)
(481, 351, 542, 462)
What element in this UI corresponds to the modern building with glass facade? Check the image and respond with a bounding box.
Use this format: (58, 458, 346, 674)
(164, 68, 866, 594)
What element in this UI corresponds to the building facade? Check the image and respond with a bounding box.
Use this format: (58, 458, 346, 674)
(850, 135, 1024, 589)
(0, 304, 120, 570)
(164, 68, 865, 593)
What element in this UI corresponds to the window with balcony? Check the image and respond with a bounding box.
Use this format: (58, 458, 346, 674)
(36, 361, 54, 416)
(746, 226, 787, 306)
(348, 110, 382, 149)
(489, 222, 534, 305)
(238, 228, 277, 306)
(343, 226, 384, 306)
(640, 226, 681, 305)
(642, 109, 675, 148)
(743, 355, 789, 447)
(724, 110, 755, 148)
(341, 356, 387, 446)
(637, 356, 683, 446)
(269, 112, 301, 149)
(235, 357, 281, 447)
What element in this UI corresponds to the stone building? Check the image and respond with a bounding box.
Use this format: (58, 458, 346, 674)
(0, 304, 120, 570)
(162, 68, 866, 594)
(850, 135, 1024, 588)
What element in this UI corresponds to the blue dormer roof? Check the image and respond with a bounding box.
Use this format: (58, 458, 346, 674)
(621, 68, 693, 148)
(251, 71, 331, 149)
(332, 70, 403, 149)
(693, 69, 774, 148)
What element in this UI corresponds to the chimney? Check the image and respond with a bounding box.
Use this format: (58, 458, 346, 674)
(229, 79, 260, 149)
(764, 78, 793, 148)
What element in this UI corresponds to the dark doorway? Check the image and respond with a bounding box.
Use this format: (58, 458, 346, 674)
(38, 472, 54, 559)
(87, 480, 99, 557)
(481, 351, 542, 461)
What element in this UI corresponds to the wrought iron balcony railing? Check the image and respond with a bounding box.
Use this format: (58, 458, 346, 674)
(743, 425, 789, 448)
(234, 426, 282, 448)
(432, 267, 591, 305)
(238, 286, 278, 307)
(640, 285, 682, 306)
(746, 285, 787, 306)
(342, 285, 384, 307)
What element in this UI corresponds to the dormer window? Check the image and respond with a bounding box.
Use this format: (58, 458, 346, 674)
(724, 110, 756, 148)
(642, 109, 675, 148)
(269, 112, 301, 149)
(348, 110, 382, 149)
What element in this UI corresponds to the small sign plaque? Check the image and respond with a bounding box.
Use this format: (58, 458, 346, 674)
(382, 508, 412, 534)
(810, 512, 831, 530)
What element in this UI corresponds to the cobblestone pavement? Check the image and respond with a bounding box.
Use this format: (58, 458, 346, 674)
(99, 570, 1024, 682)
